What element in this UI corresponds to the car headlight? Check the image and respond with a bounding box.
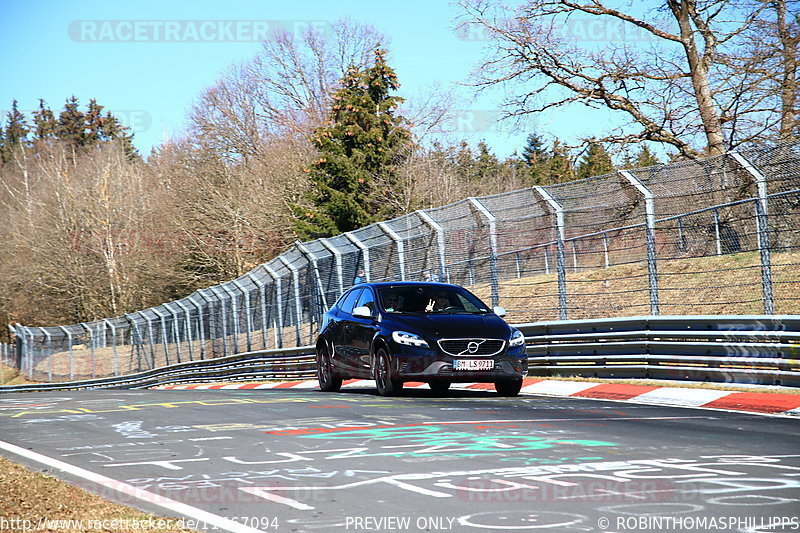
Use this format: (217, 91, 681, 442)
(508, 328, 525, 347)
(392, 331, 429, 348)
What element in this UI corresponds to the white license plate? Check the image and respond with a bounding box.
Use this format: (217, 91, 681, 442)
(454, 359, 494, 371)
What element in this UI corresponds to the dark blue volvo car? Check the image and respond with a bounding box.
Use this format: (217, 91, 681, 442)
(315, 282, 527, 396)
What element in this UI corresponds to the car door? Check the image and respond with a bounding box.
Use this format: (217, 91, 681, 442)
(332, 288, 362, 374)
(348, 287, 379, 374)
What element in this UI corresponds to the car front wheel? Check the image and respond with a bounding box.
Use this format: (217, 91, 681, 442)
(495, 378, 523, 397)
(317, 345, 342, 392)
(374, 347, 403, 396)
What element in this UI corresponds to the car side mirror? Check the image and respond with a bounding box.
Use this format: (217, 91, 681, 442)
(493, 306, 507, 317)
(352, 306, 373, 319)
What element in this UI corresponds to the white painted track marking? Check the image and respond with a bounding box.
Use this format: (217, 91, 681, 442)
(0, 440, 265, 533)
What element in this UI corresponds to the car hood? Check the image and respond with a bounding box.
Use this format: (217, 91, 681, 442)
(384, 313, 511, 340)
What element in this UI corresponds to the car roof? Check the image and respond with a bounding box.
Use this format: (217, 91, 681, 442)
(357, 281, 461, 289)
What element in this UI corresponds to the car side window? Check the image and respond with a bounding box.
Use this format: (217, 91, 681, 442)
(355, 288, 376, 315)
(340, 288, 362, 314)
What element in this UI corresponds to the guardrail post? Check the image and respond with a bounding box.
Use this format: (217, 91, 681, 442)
(103, 319, 119, 374)
(58, 326, 74, 380)
(296, 241, 329, 313)
(80, 323, 96, 378)
(231, 280, 253, 353)
(320, 238, 344, 298)
(468, 197, 500, 306)
(172, 302, 193, 361)
(188, 295, 206, 359)
(533, 187, 568, 320)
(344, 232, 370, 283)
(149, 308, 171, 366)
(619, 170, 660, 316)
(377, 222, 406, 281)
(264, 266, 284, 348)
(278, 255, 304, 347)
(208, 287, 229, 357)
(729, 151, 774, 314)
(417, 210, 448, 282)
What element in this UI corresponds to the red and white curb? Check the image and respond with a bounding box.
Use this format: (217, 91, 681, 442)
(158, 378, 800, 417)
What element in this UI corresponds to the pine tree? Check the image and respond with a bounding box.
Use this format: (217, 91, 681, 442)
(634, 145, 662, 168)
(1, 100, 29, 163)
(520, 133, 550, 184)
(549, 139, 575, 184)
(100, 112, 138, 160)
(57, 96, 86, 145)
(85, 99, 105, 145)
(293, 48, 412, 239)
(32, 99, 57, 141)
(474, 141, 500, 181)
(577, 141, 614, 179)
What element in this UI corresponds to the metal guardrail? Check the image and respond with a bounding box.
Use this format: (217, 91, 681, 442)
(1, 315, 798, 392)
(0, 346, 315, 392)
(517, 315, 800, 387)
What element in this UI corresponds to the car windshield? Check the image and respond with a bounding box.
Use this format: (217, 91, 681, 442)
(377, 285, 490, 314)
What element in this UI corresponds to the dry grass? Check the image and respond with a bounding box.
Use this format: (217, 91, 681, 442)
(0, 457, 195, 532)
(0, 363, 33, 386)
(471, 250, 800, 322)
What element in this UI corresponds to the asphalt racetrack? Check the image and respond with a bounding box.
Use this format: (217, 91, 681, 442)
(1, 386, 798, 533)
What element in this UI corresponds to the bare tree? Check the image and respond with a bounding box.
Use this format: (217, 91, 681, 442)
(458, 0, 787, 158)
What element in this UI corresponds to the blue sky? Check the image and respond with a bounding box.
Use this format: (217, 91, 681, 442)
(0, 0, 617, 159)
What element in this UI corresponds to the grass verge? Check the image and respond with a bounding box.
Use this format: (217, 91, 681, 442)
(0, 456, 194, 532)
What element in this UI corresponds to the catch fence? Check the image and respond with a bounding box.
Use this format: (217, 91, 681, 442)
(7, 142, 800, 382)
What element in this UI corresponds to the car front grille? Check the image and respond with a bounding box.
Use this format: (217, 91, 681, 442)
(437, 338, 505, 357)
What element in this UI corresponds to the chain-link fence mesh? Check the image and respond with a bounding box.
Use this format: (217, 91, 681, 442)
(8, 143, 800, 382)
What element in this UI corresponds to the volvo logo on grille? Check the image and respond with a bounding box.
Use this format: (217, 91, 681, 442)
(467, 341, 480, 353)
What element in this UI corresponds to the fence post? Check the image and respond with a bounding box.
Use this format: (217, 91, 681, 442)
(188, 295, 206, 359)
(320, 238, 344, 298)
(58, 326, 74, 380)
(712, 209, 722, 255)
(220, 284, 240, 354)
(345, 232, 370, 283)
(164, 304, 182, 363)
(296, 241, 329, 312)
(80, 323, 96, 378)
(139, 311, 157, 368)
(533, 187, 568, 320)
(377, 222, 406, 281)
(149, 308, 171, 366)
(172, 302, 193, 361)
(417, 209, 448, 283)
(103, 319, 119, 375)
(247, 272, 269, 350)
(619, 170, 660, 316)
(467, 197, 500, 306)
(264, 265, 284, 349)
(38, 327, 51, 382)
(208, 287, 229, 357)
(729, 151, 774, 314)
(278, 255, 304, 347)
(603, 232, 610, 267)
(231, 280, 253, 353)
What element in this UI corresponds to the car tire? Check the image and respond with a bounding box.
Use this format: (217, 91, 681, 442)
(429, 380, 451, 393)
(495, 378, 523, 397)
(374, 347, 403, 396)
(317, 344, 342, 392)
